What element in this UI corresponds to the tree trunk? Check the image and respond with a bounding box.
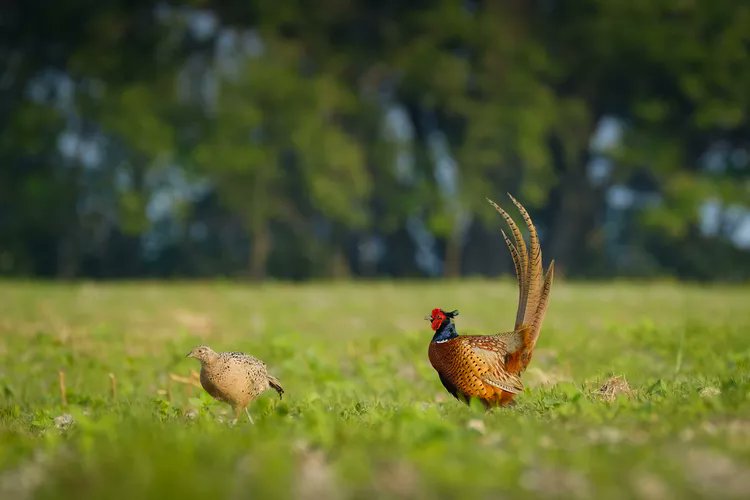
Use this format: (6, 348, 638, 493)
(248, 223, 271, 281)
(544, 123, 603, 277)
(57, 232, 79, 280)
(56, 164, 80, 280)
(330, 248, 352, 279)
(549, 179, 597, 276)
(444, 230, 462, 278)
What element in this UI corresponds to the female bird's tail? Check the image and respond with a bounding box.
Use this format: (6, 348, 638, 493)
(268, 375, 284, 399)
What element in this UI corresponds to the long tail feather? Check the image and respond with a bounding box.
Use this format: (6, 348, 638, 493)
(500, 229, 522, 280)
(526, 260, 554, 364)
(507, 193, 544, 330)
(487, 198, 528, 328)
(489, 195, 554, 374)
(500, 228, 524, 317)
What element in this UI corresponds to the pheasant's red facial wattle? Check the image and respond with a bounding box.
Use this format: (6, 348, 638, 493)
(430, 308, 447, 331)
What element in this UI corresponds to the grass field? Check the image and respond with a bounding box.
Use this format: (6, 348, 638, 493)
(1, 280, 749, 499)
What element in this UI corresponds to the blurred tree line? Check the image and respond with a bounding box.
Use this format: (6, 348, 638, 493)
(1, 0, 749, 281)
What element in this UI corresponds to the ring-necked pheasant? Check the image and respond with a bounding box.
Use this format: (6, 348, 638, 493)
(427, 194, 554, 407)
(186, 345, 284, 423)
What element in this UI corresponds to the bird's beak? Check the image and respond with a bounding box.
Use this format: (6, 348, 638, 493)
(186, 352, 193, 359)
(424, 315, 432, 321)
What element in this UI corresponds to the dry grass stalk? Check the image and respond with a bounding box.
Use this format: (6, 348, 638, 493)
(169, 371, 202, 389)
(594, 375, 633, 401)
(108, 373, 117, 400)
(58, 371, 67, 407)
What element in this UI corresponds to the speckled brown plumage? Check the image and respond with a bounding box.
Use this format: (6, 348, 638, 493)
(186, 345, 284, 423)
(426, 195, 554, 407)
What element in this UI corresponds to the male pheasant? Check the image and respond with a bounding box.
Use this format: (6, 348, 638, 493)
(427, 194, 554, 407)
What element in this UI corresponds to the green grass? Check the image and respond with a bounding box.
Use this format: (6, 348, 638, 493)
(1, 280, 749, 499)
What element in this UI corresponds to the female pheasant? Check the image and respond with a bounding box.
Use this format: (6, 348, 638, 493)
(186, 345, 284, 423)
(427, 194, 554, 407)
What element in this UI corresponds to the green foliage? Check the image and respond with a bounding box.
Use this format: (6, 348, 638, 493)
(101, 83, 175, 159)
(0, 281, 749, 498)
(1, 1, 749, 279)
(193, 40, 370, 234)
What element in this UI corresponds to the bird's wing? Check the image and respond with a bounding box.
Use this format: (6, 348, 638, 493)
(462, 337, 524, 394)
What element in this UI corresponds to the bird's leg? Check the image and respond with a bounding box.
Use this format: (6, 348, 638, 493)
(231, 406, 242, 425)
(244, 407, 255, 424)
